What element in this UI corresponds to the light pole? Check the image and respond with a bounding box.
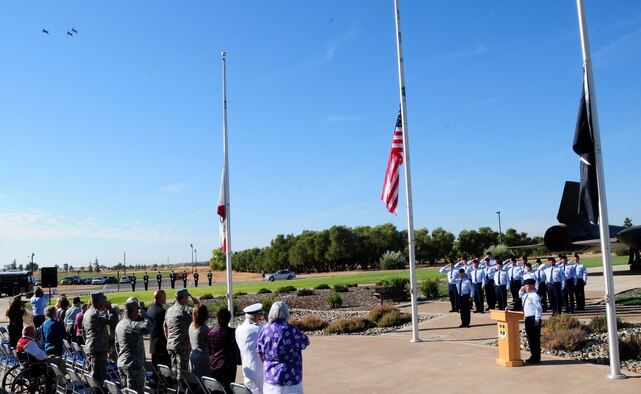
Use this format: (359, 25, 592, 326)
(496, 211, 503, 244)
(30, 253, 35, 272)
(190, 244, 194, 273)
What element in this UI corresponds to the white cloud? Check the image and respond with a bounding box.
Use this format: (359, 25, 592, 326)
(159, 183, 187, 193)
(0, 206, 186, 242)
(324, 25, 361, 63)
(593, 27, 641, 68)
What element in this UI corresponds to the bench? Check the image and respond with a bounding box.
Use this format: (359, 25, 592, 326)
(373, 286, 408, 305)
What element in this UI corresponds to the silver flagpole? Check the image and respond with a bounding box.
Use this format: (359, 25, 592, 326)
(393, 0, 420, 343)
(221, 51, 234, 317)
(575, 0, 625, 379)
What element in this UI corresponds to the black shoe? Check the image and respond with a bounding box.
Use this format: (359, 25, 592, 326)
(458, 324, 465, 328)
(448, 309, 455, 312)
(524, 359, 540, 365)
(473, 311, 480, 313)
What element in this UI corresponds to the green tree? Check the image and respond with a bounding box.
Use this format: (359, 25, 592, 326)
(431, 227, 455, 262)
(325, 226, 356, 271)
(88, 262, 93, 272)
(478, 227, 499, 252)
(264, 234, 295, 272)
(502, 228, 532, 247)
(457, 229, 483, 257)
(624, 217, 633, 228)
(63, 263, 69, 272)
(210, 248, 226, 271)
(94, 258, 100, 273)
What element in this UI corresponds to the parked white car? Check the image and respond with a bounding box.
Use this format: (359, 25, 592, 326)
(91, 277, 106, 285)
(267, 270, 296, 282)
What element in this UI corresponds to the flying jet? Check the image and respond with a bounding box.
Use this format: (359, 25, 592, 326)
(71, 27, 78, 34)
(42, 28, 49, 35)
(524, 181, 641, 268)
(67, 30, 74, 37)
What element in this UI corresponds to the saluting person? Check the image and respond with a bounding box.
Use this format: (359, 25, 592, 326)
(560, 254, 576, 313)
(483, 257, 497, 310)
(454, 269, 475, 328)
(573, 254, 587, 310)
(533, 259, 548, 312)
(439, 260, 462, 312)
(493, 261, 509, 310)
(520, 279, 542, 364)
(466, 259, 485, 313)
(545, 257, 565, 315)
(236, 303, 264, 394)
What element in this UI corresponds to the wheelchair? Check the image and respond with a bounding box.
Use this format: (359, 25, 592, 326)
(2, 351, 55, 394)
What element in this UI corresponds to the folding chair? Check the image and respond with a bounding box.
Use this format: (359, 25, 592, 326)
(143, 360, 165, 393)
(51, 363, 91, 394)
(104, 380, 121, 394)
(201, 376, 227, 394)
(229, 383, 252, 394)
(180, 370, 207, 394)
(62, 340, 76, 370)
(84, 373, 106, 394)
(0, 327, 9, 343)
(71, 342, 87, 374)
(156, 364, 180, 394)
(122, 389, 137, 394)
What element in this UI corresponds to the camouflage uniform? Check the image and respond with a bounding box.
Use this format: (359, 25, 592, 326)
(83, 306, 118, 384)
(115, 314, 154, 394)
(164, 302, 193, 379)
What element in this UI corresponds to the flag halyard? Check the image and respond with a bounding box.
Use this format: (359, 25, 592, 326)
(381, 111, 404, 214)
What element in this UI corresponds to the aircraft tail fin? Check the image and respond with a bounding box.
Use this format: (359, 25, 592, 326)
(557, 181, 591, 225)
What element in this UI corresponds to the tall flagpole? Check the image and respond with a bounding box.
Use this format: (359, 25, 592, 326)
(575, 0, 624, 379)
(221, 51, 234, 316)
(393, 0, 420, 343)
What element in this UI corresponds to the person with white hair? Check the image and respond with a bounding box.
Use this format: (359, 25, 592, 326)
(235, 303, 264, 394)
(257, 301, 310, 394)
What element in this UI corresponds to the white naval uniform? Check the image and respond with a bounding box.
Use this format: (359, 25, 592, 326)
(235, 318, 264, 394)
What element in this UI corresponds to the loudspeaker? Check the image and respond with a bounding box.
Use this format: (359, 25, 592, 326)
(41, 267, 58, 288)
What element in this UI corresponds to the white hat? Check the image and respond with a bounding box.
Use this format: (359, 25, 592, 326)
(243, 303, 263, 314)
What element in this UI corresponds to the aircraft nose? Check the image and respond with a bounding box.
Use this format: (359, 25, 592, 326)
(616, 225, 641, 250)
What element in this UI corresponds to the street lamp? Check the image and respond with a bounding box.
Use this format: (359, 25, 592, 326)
(190, 244, 194, 273)
(496, 211, 503, 244)
(30, 253, 35, 272)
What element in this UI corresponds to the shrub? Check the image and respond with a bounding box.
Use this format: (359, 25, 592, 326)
(419, 278, 440, 298)
(346, 283, 358, 288)
(380, 251, 406, 270)
(324, 317, 376, 334)
(377, 310, 412, 328)
(275, 285, 297, 294)
(588, 316, 632, 334)
(619, 334, 641, 361)
(314, 284, 331, 290)
(380, 277, 409, 289)
(261, 297, 275, 314)
(333, 284, 349, 293)
(290, 316, 328, 331)
(257, 288, 272, 294)
(542, 313, 584, 333)
(369, 305, 400, 323)
(296, 288, 314, 297)
(199, 293, 214, 300)
(234, 291, 247, 296)
(487, 244, 509, 258)
(542, 328, 587, 351)
(326, 293, 343, 309)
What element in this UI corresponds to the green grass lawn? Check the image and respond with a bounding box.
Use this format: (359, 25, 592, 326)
(47, 267, 444, 306)
(580, 255, 629, 268)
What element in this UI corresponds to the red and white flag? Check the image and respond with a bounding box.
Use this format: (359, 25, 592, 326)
(217, 168, 227, 252)
(381, 111, 404, 214)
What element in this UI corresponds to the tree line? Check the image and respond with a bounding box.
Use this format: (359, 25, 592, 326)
(210, 223, 542, 273)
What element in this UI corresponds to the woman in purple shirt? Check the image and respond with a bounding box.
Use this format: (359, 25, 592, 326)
(257, 301, 310, 394)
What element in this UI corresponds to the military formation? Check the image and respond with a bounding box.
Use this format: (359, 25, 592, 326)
(440, 252, 588, 364)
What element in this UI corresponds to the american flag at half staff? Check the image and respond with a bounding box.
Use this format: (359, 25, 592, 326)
(381, 111, 404, 214)
(217, 168, 227, 252)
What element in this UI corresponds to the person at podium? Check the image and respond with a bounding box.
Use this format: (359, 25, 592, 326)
(520, 278, 542, 364)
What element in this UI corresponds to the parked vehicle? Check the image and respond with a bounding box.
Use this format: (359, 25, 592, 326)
(91, 277, 106, 285)
(105, 276, 118, 284)
(0, 270, 35, 296)
(80, 278, 93, 285)
(119, 276, 131, 284)
(267, 270, 296, 282)
(60, 276, 80, 285)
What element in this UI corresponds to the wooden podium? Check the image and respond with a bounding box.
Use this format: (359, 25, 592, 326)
(490, 310, 524, 367)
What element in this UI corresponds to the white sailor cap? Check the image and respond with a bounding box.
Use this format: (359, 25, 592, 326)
(243, 303, 263, 314)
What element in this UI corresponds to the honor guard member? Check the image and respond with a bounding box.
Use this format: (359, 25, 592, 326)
(439, 260, 463, 312)
(507, 256, 524, 311)
(573, 254, 587, 310)
(545, 257, 565, 315)
(164, 288, 200, 379)
(560, 254, 576, 313)
(130, 274, 136, 292)
(83, 292, 118, 386)
(493, 260, 509, 310)
(519, 279, 542, 364)
(454, 269, 475, 328)
(169, 270, 176, 289)
(533, 259, 548, 312)
(482, 258, 497, 310)
(466, 259, 486, 313)
(156, 272, 163, 290)
(208, 270, 213, 286)
(143, 272, 150, 291)
(115, 298, 154, 394)
(182, 271, 188, 288)
(236, 303, 264, 394)
(193, 270, 199, 287)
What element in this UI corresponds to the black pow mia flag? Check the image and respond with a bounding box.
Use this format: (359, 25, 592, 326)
(572, 69, 599, 224)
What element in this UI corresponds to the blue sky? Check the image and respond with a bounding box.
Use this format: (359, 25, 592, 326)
(1, 1, 640, 267)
